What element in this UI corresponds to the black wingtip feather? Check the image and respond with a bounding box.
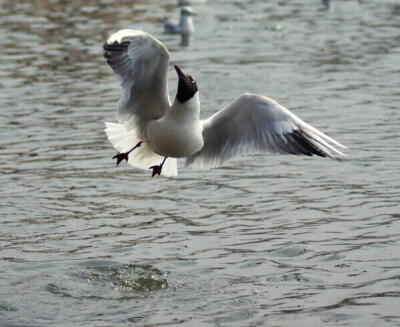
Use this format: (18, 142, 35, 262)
(291, 129, 327, 158)
(103, 41, 131, 51)
(103, 41, 131, 59)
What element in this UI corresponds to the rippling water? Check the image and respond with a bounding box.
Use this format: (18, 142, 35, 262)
(1, 0, 400, 326)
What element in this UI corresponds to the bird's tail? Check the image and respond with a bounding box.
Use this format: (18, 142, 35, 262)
(104, 122, 178, 177)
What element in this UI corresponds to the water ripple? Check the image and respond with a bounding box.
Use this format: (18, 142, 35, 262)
(1, 0, 400, 326)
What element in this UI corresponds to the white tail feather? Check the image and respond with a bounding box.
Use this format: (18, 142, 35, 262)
(105, 122, 178, 177)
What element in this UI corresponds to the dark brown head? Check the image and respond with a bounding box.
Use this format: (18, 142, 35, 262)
(175, 65, 198, 103)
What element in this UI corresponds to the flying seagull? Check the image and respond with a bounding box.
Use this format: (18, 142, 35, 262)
(103, 29, 347, 177)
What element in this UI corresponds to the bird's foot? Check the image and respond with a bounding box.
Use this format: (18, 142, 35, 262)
(149, 164, 163, 177)
(112, 152, 129, 166)
(149, 157, 168, 177)
(112, 141, 144, 166)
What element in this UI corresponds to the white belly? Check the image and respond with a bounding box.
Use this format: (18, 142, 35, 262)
(146, 119, 204, 158)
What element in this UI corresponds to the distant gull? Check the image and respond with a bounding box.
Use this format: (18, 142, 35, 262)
(103, 29, 347, 177)
(322, 0, 357, 10)
(163, 6, 195, 35)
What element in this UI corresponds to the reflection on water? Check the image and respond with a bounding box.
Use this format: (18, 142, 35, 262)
(1, 0, 400, 326)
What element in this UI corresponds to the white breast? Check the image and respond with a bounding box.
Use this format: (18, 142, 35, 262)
(146, 93, 204, 158)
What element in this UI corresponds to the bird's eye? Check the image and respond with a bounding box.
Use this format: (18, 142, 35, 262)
(188, 76, 195, 83)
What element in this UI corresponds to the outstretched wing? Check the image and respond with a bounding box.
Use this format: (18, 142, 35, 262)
(104, 29, 171, 134)
(185, 93, 347, 170)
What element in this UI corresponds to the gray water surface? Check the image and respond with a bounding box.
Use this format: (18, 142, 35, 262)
(1, 0, 400, 326)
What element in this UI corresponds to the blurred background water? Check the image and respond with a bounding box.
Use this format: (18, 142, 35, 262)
(1, 0, 400, 326)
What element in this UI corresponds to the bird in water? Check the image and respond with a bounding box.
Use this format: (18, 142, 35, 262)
(322, 0, 357, 10)
(103, 29, 347, 177)
(163, 6, 195, 35)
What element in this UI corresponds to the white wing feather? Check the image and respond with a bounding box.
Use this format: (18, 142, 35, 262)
(104, 30, 178, 176)
(185, 93, 347, 170)
(104, 29, 171, 136)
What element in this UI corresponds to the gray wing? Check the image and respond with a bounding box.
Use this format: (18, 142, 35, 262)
(104, 29, 171, 134)
(185, 93, 347, 170)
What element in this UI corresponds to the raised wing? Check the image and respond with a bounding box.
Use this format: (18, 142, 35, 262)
(185, 93, 347, 170)
(104, 29, 171, 134)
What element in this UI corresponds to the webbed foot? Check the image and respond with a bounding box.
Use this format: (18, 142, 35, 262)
(149, 165, 162, 177)
(113, 152, 129, 165)
(111, 141, 143, 166)
(149, 157, 168, 177)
